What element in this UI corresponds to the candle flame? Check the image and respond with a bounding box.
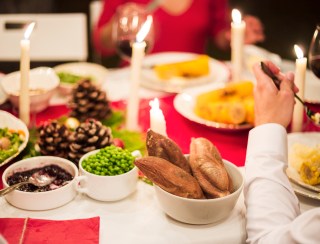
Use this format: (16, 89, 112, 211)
(149, 98, 159, 109)
(23, 22, 35, 40)
(136, 15, 153, 43)
(232, 9, 242, 24)
(294, 44, 304, 59)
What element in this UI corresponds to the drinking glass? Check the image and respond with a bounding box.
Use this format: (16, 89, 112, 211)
(112, 4, 154, 62)
(308, 25, 320, 79)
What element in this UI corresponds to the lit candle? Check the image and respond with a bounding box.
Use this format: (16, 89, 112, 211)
(291, 44, 307, 132)
(126, 15, 153, 131)
(149, 98, 167, 136)
(19, 22, 35, 126)
(231, 9, 245, 82)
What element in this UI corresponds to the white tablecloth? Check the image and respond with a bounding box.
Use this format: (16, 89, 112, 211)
(1, 168, 319, 244)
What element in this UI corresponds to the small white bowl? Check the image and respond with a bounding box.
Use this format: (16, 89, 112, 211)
(154, 159, 244, 225)
(2, 156, 79, 211)
(53, 62, 108, 95)
(78, 149, 139, 201)
(0, 67, 59, 113)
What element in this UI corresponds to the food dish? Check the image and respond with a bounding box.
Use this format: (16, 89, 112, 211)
(53, 62, 108, 95)
(141, 52, 230, 93)
(173, 82, 253, 130)
(286, 132, 320, 199)
(0, 111, 29, 167)
(286, 167, 320, 193)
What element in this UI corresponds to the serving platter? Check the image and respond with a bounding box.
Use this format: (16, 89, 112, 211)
(0, 111, 29, 167)
(173, 82, 253, 131)
(141, 52, 230, 93)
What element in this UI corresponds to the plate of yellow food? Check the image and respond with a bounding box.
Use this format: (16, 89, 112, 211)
(0, 111, 29, 167)
(286, 132, 320, 198)
(173, 81, 255, 130)
(141, 52, 230, 93)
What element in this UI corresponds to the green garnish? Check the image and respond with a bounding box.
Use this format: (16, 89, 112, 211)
(0, 128, 24, 163)
(57, 72, 92, 84)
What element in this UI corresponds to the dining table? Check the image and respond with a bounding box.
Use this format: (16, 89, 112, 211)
(0, 56, 319, 243)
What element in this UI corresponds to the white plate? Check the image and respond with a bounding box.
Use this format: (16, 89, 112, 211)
(141, 52, 230, 93)
(289, 180, 320, 201)
(0, 111, 29, 167)
(53, 62, 108, 95)
(173, 82, 253, 131)
(286, 132, 320, 198)
(244, 45, 282, 71)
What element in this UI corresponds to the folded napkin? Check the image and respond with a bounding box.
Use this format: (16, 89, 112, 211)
(0, 217, 99, 244)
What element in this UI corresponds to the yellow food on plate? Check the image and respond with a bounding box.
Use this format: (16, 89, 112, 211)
(153, 55, 210, 80)
(289, 143, 320, 185)
(194, 81, 254, 125)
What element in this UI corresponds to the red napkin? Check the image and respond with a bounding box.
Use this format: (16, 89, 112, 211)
(0, 217, 100, 244)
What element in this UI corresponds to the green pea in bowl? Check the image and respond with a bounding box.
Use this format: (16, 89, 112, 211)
(78, 146, 140, 201)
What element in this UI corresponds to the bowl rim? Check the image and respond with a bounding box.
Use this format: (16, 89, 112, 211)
(2, 156, 79, 195)
(154, 159, 244, 202)
(0, 66, 60, 95)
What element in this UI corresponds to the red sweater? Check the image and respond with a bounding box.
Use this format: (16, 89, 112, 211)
(93, 0, 230, 56)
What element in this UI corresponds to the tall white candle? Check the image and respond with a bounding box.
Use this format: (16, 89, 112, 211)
(126, 41, 146, 131)
(149, 98, 167, 136)
(19, 22, 35, 126)
(291, 44, 307, 132)
(231, 9, 245, 82)
(126, 15, 153, 131)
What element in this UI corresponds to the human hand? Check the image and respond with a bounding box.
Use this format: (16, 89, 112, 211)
(243, 15, 265, 44)
(252, 61, 298, 128)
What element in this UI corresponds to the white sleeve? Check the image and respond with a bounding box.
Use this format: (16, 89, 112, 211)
(244, 123, 320, 244)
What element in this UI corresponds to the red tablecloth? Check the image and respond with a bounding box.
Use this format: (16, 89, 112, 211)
(0, 217, 100, 244)
(0, 95, 250, 189)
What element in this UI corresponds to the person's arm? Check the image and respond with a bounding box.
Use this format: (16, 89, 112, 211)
(245, 62, 320, 243)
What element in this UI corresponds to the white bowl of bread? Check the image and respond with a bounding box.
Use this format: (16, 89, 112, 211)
(135, 130, 244, 225)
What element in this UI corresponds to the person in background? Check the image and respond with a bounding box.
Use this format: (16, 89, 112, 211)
(93, 0, 264, 59)
(245, 61, 320, 243)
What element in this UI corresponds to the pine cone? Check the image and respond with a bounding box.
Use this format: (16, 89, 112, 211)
(37, 120, 71, 158)
(68, 119, 113, 165)
(69, 79, 112, 122)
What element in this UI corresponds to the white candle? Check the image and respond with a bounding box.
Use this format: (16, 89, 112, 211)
(231, 9, 245, 82)
(19, 22, 35, 126)
(126, 15, 153, 131)
(291, 44, 307, 132)
(149, 98, 167, 136)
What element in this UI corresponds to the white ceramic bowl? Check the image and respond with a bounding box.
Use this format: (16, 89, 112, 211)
(2, 156, 79, 211)
(154, 160, 244, 225)
(79, 149, 139, 201)
(0, 111, 29, 167)
(0, 67, 59, 113)
(53, 62, 108, 95)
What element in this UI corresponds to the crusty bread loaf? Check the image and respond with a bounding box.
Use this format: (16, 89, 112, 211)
(146, 129, 191, 173)
(189, 137, 232, 198)
(135, 156, 204, 199)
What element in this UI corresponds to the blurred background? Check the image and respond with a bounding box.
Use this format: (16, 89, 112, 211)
(0, 0, 319, 72)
